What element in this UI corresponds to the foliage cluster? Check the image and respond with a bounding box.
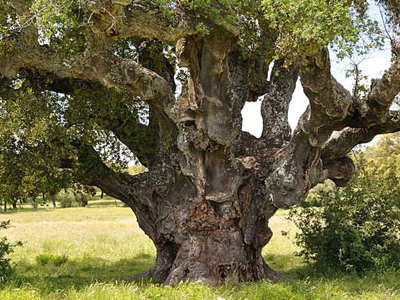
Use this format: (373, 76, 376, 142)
(0, 71, 142, 206)
(290, 136, 400, 272)
(364, 132, 400, 204)
(150, 0, 385, 60)
(0, 75, 75, 206)
(0, 0, 390, 61)
(57, 192, 78, 208)
(0, 221, 21, 281)
(263, 0, 382, 59)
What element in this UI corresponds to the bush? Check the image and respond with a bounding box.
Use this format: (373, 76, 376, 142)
(57, 192, 78, 208)
(0, 221, 22, 281)
(290, 153, 400, 273)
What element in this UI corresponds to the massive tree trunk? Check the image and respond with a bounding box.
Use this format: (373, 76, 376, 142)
(1, 0, 399, 285)
(83, 29, 300, 283)
(87, 29, 398, 284)
(96, 151, 289, 284)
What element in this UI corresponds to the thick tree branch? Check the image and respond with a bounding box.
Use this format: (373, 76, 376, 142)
(322, 110, 400, 162)
(63, 135, 179, 247)
(0, 28, 175, 110)
(264, 46, 399, 208)
(65, 141, 132, 201)
(3, 0, 205, 111)
(174, 28, 240, 146)
(7, 0, 199, 42)
(305, 110, 400, 188)
(309, 156, 355, 188)
(261, 60, 299, 145)
(263, 48, 354, 208)
(299, 48, 352, 146)
(364, 55, 400, 122)
(262, 49, 346, 208)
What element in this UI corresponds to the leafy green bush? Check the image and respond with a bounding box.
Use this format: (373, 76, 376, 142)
(57, 192, 78, 208)
(290, 153, 400, 273)
(0, 221, 22, 281)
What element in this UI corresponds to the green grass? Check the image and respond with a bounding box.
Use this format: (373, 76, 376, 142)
(0, 200, 398, 299)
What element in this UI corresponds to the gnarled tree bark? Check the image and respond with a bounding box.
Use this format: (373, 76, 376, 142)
(1, 0, 399, 284)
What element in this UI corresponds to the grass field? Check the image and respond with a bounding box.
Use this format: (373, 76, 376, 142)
(0, 198, 398, 299)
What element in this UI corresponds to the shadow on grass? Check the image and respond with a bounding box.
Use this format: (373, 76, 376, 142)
(10, 253, 158, 293)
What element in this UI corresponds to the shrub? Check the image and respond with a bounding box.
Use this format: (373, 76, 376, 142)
(290, 152, 400, 273)
(0, 221, 22, 281)
(57, 192, 78, 208)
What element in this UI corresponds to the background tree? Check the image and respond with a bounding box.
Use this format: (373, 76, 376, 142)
(365, 132, 400, 203)
(0, 77, 73, 209)
(0, 0, 399, 284)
